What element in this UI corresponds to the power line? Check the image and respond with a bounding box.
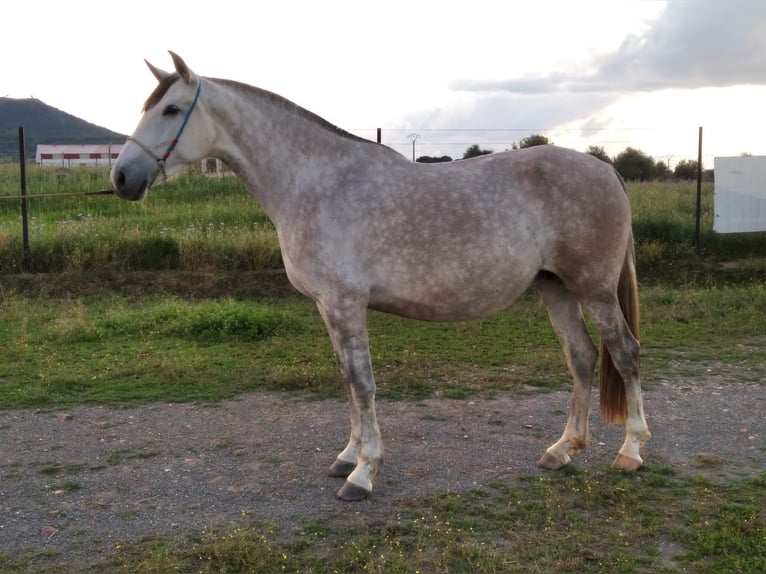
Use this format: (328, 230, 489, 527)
(352, 127, 668, 133)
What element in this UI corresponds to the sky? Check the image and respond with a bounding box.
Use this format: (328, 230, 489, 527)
(4, 0, 766, 167)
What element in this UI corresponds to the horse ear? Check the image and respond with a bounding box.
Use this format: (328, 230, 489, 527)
(168, 51, 195, 85)
(145, 59, 171, 82)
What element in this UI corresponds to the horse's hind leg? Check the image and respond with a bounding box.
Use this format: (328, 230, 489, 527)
(535, 278, 599, 469)
(316, 300, 383, 501)
(583, 296, 650, 469)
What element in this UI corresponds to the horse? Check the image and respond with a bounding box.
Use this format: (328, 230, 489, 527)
(110, 52, 651, 501)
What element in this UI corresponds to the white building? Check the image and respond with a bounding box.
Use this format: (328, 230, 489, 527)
(36, 143, 228, 175)
(36, 144, 124, 167)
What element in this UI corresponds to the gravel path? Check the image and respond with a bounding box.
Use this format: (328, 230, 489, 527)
(1, 377, 763, 569)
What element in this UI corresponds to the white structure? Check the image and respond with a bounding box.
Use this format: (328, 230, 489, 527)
(36, 144, 124, 168)
(201, 157, 231, 174)
(714, 156, 766, 233)
(36, 143, 229, 176)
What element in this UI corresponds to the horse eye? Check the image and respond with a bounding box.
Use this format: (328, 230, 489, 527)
(162, 104, 181, 117)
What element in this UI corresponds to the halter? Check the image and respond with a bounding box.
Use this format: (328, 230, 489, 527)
(128, 78, 202, 188)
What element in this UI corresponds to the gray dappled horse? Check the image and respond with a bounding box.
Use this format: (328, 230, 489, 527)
(111, 52, 650, 501)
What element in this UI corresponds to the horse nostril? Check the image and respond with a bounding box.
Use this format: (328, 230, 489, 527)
(112, 168, 127, 193)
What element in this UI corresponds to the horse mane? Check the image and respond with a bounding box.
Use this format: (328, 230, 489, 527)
(212, 78, 372, 146)
(142, 74, 375, 146)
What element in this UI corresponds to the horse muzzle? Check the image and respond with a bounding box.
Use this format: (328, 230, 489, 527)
(110, 162, 151, 201)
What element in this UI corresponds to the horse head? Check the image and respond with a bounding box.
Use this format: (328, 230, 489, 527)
(111, 52, 215, 200)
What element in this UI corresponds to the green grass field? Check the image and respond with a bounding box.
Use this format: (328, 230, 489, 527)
(0, 166, 279, 273)
(1, 164, 765, 282)
(0, 282, 764, 410)
(0, 165, 764, 573)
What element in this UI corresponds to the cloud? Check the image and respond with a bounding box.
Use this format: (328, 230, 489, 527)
(385, 0, 766, 160)
(453, 0, 766, 95)
(405, 92, 612, 131)
(391, 92, 613, 157)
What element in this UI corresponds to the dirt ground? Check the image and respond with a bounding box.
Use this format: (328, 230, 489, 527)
(1, 374, 763, 569)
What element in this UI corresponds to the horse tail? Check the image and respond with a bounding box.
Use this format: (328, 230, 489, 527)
(599, 226, 639, 425)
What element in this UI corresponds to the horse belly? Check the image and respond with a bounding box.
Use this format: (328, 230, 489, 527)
(367, 258, 536, 322)
(363, 204, 543, 321)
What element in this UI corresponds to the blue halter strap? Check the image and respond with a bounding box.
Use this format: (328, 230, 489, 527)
(161, 78, 202, 163)
(128, 78, 202, 187)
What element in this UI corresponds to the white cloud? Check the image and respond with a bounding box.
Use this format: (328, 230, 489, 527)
(452, 0, 766, 95)
(398, 0, 766, 160)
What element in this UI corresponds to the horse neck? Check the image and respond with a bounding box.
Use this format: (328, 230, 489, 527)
(205, 79, 381, 222)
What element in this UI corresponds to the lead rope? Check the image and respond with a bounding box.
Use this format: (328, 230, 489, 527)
(127, 78, 202, 188)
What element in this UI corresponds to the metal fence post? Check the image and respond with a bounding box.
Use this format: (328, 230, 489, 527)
(18, 126, 30, 269)
(695, 126, 703, 251)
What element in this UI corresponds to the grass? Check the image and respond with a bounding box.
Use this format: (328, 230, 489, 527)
(0, 282, 763, 409)
(37, 464, 756, 573)
(1, 165, 765, 282)
(0, 291, 311, 407)
(0, 165, 280, 273)
(0, 166, 764, 572)
(627, 180, 766, 284)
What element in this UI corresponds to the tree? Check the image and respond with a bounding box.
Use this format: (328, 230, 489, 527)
(613, 147, 657, 181)
(462, 144, 493, 159)
(416, 155, 453, 163)
(519, 134, 551, 148)
(654, 159, 671, 180)
(585, 145, 612, 164)
(674, 159, 699, 180)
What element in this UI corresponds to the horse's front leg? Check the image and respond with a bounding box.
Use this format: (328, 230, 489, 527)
(317, 301, 382, 501)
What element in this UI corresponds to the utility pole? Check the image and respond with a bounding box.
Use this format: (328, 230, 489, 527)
(408, 133, 420, 162)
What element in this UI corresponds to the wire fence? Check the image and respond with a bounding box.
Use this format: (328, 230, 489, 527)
(2, 124, 763, 274)
(1, 124, 749, 170)
(347, 126, 744, 169)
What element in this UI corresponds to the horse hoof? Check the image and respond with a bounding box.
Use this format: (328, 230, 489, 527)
(336, 481, 371, 502)
(327, 459, 356, 478)
(537, 451, 570, 470)
(612, 454, 643, 471)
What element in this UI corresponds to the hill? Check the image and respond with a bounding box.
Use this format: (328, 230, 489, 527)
(0, 97, 126, 161)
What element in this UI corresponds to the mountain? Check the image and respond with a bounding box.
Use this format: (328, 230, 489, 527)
(0, 98, 126, 161)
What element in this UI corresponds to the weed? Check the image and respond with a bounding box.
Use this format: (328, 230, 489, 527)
(80, 468, 766, 573)
(38, 464, 60, 476)
(54, 480, 82, 492)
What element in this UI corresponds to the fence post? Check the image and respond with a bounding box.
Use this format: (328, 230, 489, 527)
(18, 126, 30, 270)
(695, 126, 703, 251)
